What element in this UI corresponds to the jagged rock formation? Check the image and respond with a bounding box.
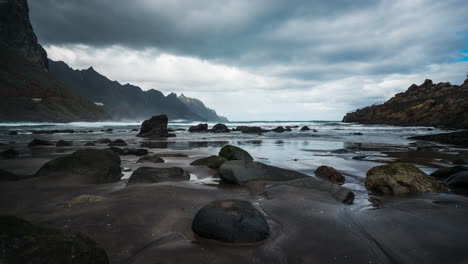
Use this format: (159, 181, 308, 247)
(48, 60, 228, 121)
(343, 79, 468, 128)
(0, 0, 48, 70)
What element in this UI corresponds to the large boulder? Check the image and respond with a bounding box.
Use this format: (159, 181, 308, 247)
(211, 123, 230, 133)
(136, 154, 165, 164)
(137, 115, 174, 138)
(430, 166, 468, 179)
(1, 148, 19, 159)
(271, 126, 285, 133)
(314, 166, 345, 185)
(0, 215, 109, 264)
(300, 126, 310, 131)
(365, 163, 447, 195)
(188, 123, 208, 133)
(445, 171, 468, 190)
(28, 139, 53, 147)
(219, 160, 307, 184)
(127, 167, 190, 185)
(35, 149, 122, 184)
(240, 126, 265, 134)
(218, 145, 253, 162)
(192, 200, 270, 243)
(190, 156, 227, 169)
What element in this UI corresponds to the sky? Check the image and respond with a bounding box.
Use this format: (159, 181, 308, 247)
(29, 0, 468, 121)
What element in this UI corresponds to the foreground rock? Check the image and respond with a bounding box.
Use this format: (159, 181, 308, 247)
(314, 166, 345, 185)
(127, 167, 190, 185)
(137, 115, 175, 138)
(445, 171, 468, 190)
(365, 163, 447, 195)
(190, 156, 227, 169)
(188, 123, 208, 133)
(219, 145, 253, 162)
(431, 166, 468, 179)
(343, 79, 468, 129)
(219, 160, 307, 184)
(28, 139, 53, 147)
(192, 200, 270, 243)
(1, 148, 19, 159)
(211, 123, 230, 133)
(35, 149, 122, 184)
(137, 154, 165, 164)
(408, 131, 468, 147)
(300, 126, 310, 131)
(0, 215, 109, 264)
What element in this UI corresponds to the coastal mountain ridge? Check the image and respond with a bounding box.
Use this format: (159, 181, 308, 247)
(343, 79, 468, 129)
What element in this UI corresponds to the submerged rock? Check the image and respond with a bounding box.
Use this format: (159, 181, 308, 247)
(137, 154, 165, 164)
(56, 140, 72, 147)
(108, 139, 127, 146)
(0, 215, 109, 264)
(314, 166, 345, 185)
(218, 145, 253, 162)
(190, 156, 227, 169)
(365, 163, 447, 195)
(35, 149, 122, 184)
(431, 166, 468, 179)
(219, 160, 307, 184)
(28, 139, 53, 147)
(211, 123, 230, 133)
(332, 149, 355, 154)
(192, 200, 270, 243)
(188, 123, 208, 133)
(137, 115, 175, 138)
(127, 167, 190, 185)
(409, 131, 468, 147)
(1, 148, 19, 159)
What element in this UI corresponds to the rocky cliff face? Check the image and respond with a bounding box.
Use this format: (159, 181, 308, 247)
(0, 0, 48, 70)
(343, 79, 468, 128)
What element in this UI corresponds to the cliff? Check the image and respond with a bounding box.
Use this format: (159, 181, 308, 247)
(343, 79, 468, 128)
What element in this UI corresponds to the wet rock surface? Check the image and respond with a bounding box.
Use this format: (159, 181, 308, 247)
(314, 165, 345, 184)
(137, 154, 165, 164)
(190, 155, 227, 169)
(128, 167, 190, 185)
(188, 123, 208, 133)
(137, 115, 175, 138)
(218, 145, 254, 162)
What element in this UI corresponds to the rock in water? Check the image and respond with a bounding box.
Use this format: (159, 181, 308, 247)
(28, 139, 53, 147)
(137, 115, 174, 138)
(56, 140, 72, 147)
(314, 166, 345, 185)
(188, 123, 208, 133)
(192, 200, 270, 243)
(300, 126, 310, 131)
(211, 123, 230, 133)
(0, 215, 109, 264)
(108, 139, 127, 146)
(35, 149, 122, 184)
(445, 171, 468, 190)
(1, 148, 19, 159)
(190, 156, 227, 169)
(365, 163, 447, 195)
(219, 160, 307, 184)
(137, 154, 165, 164)
(272, 126, 285, 133)
(127, 167, 190, 185)
(431, 166, 468, 179)
(218, 145, 253, 161)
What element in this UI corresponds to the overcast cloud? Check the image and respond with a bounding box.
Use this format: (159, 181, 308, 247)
(29, 0, 468, 121)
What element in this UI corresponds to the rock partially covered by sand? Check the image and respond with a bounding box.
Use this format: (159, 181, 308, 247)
(35, 149, 122, 184)
(219, 160, 307, 184)
(314, 166, 345, 185)
(365, 163, 447, 195)
(192, 200, 270, 243)
(219, 145, 253, 162)
(137, 154, 165, 164)
(190, 155, 227, 169)
(137, 115, 175, 138)
(127, 167, 190, 185)
(0, 215, 109, 264)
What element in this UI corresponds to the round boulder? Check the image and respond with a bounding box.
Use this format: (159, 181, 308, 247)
(190, 155, 227, 169)
(365, 163, 447, 195)
(315, 166, 345, 185)
(188, 123, 208, 133)
(211, 123, 230, 133)
(219, 145, 253, 162)
(137, 154, 165, 164)
(192, 200, 270, 243)
(127, 167, 189, 185)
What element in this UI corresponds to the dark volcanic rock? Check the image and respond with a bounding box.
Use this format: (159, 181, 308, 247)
(56, 140, 72, 147)
(219, 160, 307, 184)
(137, 154, 165, 164)
(96, 138, 112, 144)
(192, 200, 270, 243)
(1, 148, 19, 159)
(365, 163, 447, 195)
(0, 169, 19, 181)
(300, 126, 310, 131)
(137, 115, 174, 138)
(211, 123, 230, 133)
(408, 131, 468, 147)
(431, 166, 468, 179)
(272, 126, 285, 133)
(189, 123, 208, 133)
(190, 156, 227, 169)
(108, 147, 125, 155)
(0, 215, 109, 264)
(127, 167, 190, 185)
(445, 171, 468, 190)
(108, 139, 127, 146)
(315, 166, 345, 185)
(8, 131, 17, 135)
(35, 149, 122, 184)
(219, 145, 253, 162)
(85, 142, 96, 146)
(343, 79, 468, 129)
(28, 139, 53, 147)
(241, 126, 265, 134)
(123, 148, 148, 156)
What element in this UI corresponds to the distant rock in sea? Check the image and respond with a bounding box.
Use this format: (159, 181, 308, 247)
(343, 79, 468, 128)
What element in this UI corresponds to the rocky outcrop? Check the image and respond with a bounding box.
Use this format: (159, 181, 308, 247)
(0, 0, 48, 70)
(343, 79, 468, 128)
(365, 163, 447, 195)
(210, 123, 230, 133)
(127, 167, 190, 185)
(218, 145, 253, 162)
(28, 139, 53, 147)
(192, 200, 270, 243)
(137, 115, 174, 138)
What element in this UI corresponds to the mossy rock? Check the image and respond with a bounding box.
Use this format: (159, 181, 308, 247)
(64, 195, 107, 206)
(219, 145, 253, 161)
(431, 166, 468, 179)
(365, 163, 447, 195)
(190, 155, 227, 169)
(0, 215, 109, 264)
